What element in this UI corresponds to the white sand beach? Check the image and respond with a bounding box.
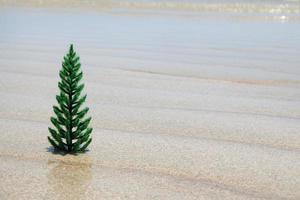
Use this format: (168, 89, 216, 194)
(0, 1, 300, 199)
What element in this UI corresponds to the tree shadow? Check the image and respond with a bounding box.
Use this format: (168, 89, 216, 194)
(46, 146, 90, 156)
(46, 146, 67, 156)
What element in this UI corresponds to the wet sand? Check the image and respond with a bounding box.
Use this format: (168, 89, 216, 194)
(1, 4, 300, 200)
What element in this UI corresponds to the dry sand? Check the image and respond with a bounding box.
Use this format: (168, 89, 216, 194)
(0, 3, 300, 200)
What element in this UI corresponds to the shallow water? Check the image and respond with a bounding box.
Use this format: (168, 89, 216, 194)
(1, 7, 300, 82)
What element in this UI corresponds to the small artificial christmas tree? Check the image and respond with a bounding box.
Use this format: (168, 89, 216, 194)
(48, 44, 92, 153)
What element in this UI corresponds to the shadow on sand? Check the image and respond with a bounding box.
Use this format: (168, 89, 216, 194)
(46, 146, 90, 156)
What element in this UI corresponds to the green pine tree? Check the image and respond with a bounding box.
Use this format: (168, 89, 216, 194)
(48, 44, 92, 153)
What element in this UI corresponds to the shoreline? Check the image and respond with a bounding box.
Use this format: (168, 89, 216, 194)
(1, 1, 300, 22)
